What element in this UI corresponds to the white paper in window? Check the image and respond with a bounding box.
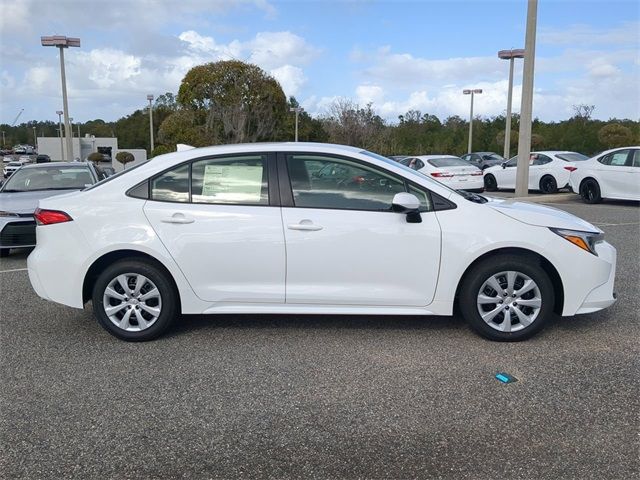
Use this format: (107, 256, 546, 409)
(201, 164, 263, 203)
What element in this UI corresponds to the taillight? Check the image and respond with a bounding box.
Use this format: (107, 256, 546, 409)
(431, 172, 454, 178)
(564, 166, 577, 172)
(34, 208, 73, 225)
(471, 171, 483, 176)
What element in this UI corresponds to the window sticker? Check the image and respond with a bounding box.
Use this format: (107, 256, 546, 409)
(201, 164, 263, 202)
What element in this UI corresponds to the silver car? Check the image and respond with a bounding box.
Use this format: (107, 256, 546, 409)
(0, 162, 100, 257)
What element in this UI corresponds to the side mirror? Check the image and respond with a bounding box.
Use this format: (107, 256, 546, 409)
(392, 192, 422, 223)
(501, 162, 507, 169)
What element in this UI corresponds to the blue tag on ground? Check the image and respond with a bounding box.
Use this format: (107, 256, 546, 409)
(496, 372, 518, 383)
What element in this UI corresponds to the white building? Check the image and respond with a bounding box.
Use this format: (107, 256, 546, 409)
(36, 135, 146, 169)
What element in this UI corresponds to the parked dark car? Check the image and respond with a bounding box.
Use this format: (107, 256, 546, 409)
(461, 152, 505, 170)
(35, 154, 51, 163)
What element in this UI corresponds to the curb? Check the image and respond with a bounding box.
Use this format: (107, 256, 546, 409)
(512, 193, 576, 203)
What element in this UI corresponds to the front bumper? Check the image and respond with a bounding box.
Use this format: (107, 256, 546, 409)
(0, 217, 36, 248)
(574, 241, 617, 314)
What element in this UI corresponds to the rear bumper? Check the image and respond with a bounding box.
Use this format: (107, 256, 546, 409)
(0, 218, 36, 249)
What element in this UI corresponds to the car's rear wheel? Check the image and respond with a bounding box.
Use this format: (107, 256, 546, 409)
(539, 175, 558, 194)
(0, 248, 9, 258)
(92, 259, 178, 341)
(580, 178, 602, 204)
(459, 255, 555, 341)
(484, 174, 498, 191)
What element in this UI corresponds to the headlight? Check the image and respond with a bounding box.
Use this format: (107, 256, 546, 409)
(550, 228, 604, 256)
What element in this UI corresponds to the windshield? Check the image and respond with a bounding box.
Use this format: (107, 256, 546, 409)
(427, 157, 469, 167)
(482, 153, 504, 161)
(556, 153, 589, 162)
(360, 150, 459, 195)
(1, 166, 94, 192)
(83, 160, 149, 191)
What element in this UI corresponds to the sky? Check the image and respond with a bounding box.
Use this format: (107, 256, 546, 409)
(1, 0, 639, 125)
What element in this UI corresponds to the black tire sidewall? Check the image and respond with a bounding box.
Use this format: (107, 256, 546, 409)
(581, 179, 601, 204)
(92, 260, 178, 341)
(0, 249, 9, 258)
(459, 255, 555, 341)
(484, 174, 497, 191)
(540, 175, 557, 194)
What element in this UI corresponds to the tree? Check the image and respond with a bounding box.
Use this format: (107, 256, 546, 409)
(86, 152, 104, 164)
(157, 109, 209, 148)
(177, 60, 287, 143)
(322, 99, 387, 151)
(572, 104, 596, 120)
(115, 151, 134, 169)
(598, 123, 633, 149)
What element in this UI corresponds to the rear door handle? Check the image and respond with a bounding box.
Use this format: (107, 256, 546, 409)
(161, 213, 194, 224)
(287, 220, 323, 231)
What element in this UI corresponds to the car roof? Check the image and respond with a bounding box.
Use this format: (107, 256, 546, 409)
(415, 155, 461, 160)
(22, 161, 92, 169)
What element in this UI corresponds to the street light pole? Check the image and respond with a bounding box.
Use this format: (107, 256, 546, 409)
(515, 0, 538, 198)
(56, 110, 64, 161)
(498, 49, 525, 159)
(2, 131, 5, 148)
(41, 36, 80, 161)
(147, 94, 154, 153)
(289, 107, 303, 142)
(32, 127, 37, 151)
(463, 89, 482, 154)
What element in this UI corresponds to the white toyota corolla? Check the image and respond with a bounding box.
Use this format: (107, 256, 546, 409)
(27, 143, 617, 342)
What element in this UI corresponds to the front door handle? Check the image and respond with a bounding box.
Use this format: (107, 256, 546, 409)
(161, 213, 195, 224)
(287, 219, 323, 231)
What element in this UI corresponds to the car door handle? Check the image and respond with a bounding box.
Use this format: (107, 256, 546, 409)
(161, 213, 194, 224)
(287, 220, 323, 231)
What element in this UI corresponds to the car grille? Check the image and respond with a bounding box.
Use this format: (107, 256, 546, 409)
(0, 221, 37, 247)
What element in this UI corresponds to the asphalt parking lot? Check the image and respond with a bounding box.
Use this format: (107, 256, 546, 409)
(1, 196, 638, 479)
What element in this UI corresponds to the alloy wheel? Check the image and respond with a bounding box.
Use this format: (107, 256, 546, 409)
(476, 270, 542, 333)
(102, 273, 162, 332)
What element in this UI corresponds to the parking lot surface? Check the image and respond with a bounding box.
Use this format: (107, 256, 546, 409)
(1, 197, 638, 479)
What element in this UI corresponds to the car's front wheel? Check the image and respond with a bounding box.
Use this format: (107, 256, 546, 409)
(0, 248, 9, 258)
(484, 174, 498, 191)
(92, 259, 178, 341)
(459, 255, 555, 341)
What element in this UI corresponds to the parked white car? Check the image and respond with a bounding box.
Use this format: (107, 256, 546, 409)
(408, 155, 484, 192)
(483, 151, 588, 194)
(3, 161, 23, 178)
(28, 143, 617, 342)
(569, 147, 640, 203)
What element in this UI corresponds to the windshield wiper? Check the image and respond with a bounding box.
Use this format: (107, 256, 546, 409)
(0, 189, 26, 193)
(32, 187, 82, 191)
(456, 189, 488, 204)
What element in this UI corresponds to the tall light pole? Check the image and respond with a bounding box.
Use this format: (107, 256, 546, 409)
(147, 94, 154, 153)
(515, 0, 538, 198)
(1, 131, 5, 148)
(32, 126, 37, 151)
(289, 106, 303, 142)
(463, 89, 482, 154)
(56, 110, 64, 161)
(41, 36, 80, 161)
(498, 49, 525, 159)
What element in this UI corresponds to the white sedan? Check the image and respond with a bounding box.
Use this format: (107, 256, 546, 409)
(28, 143, 617, 342)
(483, 151, 588, 194)
(569, 147, 640, 203)
(407, 155, 484, 192)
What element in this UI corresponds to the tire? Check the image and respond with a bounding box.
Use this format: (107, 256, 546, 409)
(458, 254, 555, 341)
(539, 175, 558, 194)
(580, 178, 602, 204)
(484, 174, 498, 191)
(92, 259, 178, 341)
(0, 248, 9, 258)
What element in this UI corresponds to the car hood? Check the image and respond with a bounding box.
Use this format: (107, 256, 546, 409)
(0, 190, 81, 214)
(484, 196, 600, 232)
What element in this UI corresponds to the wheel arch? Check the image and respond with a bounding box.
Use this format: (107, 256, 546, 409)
(454, 247, 564, 315)
(539, 173, 558, 190)
(82, 249, 182, 310)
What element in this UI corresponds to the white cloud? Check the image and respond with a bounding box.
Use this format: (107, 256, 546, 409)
(247, 32, 320, 69)
(540, 22, 640, 46)
(270, 65, 306, 96)
(356, 85, 385, 105)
